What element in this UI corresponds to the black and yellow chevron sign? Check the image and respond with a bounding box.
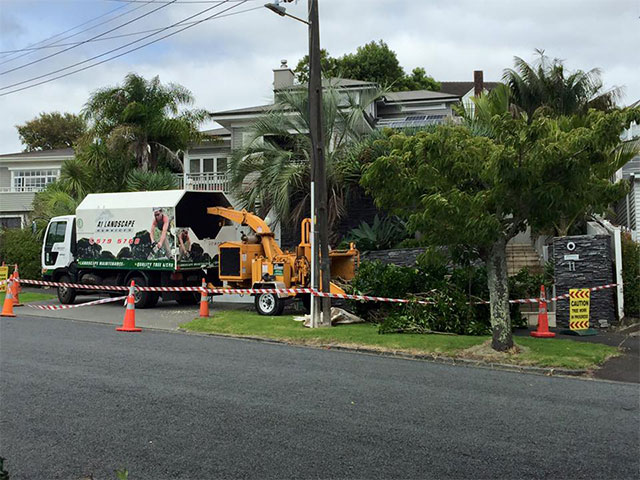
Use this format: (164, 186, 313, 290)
(569, 288, 590, 330)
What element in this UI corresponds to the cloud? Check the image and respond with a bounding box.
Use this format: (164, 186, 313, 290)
(1, 0, 638, 153)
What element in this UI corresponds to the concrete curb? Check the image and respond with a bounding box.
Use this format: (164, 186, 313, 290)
(176, 328, 590, 378)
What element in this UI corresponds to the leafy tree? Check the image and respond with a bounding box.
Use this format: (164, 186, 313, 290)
(82, 73, 206, 172)
(294, 41, 439, 92)
(503, 49, 622, 118)
(457, 83, 638, 236)
(229, 85, 384, 231)
(16, 112, 86, 151)
(361, 108, 639, 351)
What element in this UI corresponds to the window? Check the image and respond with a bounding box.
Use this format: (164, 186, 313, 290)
(216, 158, 228, 173)
(0, 216, 22, 229)
(45, 221, 67, 247)
(12, 169, 59, 191)
(203, 158, 214, 173)
(189, 157, 228, 174)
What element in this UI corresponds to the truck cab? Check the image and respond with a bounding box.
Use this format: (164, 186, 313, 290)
(42, 215, 76, 280)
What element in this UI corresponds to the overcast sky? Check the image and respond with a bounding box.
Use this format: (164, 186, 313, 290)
(0, 0, 638, 154)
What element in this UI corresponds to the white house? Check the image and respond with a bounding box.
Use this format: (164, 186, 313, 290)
(0, 148, 72, 228)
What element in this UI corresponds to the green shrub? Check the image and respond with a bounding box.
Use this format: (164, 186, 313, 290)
(349, 251, 492, 335)
(0, 228, 42, 280)
(621, 233, 640, 318)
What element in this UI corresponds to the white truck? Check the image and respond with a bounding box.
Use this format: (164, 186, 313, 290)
(41, 190, 243, 307)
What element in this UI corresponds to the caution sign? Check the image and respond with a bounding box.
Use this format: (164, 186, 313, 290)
(0, 266, 8, 293)
(569, 289, 590, 330)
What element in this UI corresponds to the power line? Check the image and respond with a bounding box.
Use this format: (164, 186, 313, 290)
(0, 1, 252, 97)
(0, 0, 153, 66)
(0, 7, 256, 54)
(106, 0, 250, 3)
(0, 0, 178, 76)
(0, 2, 129, 60)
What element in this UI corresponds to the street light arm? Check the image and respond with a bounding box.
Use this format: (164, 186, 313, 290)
(264, 2, 310, 24)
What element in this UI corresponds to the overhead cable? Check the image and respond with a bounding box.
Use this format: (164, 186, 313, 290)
(0, 0, 178, 75)
(0, 0, 154, 67)
(0, 1, 252, 97)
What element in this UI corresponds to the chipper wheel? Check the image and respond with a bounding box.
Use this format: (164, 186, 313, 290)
(255, 292, 285, 316)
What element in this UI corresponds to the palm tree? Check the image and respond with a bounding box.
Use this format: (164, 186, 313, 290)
(229, 84, 384, 229)
(83, 73, 206, 172)
(30, 183, 79, 239)
(503, 49, 623, 118)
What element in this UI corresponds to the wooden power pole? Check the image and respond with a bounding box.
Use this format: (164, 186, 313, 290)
(308, 0, 331, 327)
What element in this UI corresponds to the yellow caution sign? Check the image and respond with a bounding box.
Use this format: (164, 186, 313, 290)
(0, 266, 8, 293)
(569, 288, 590, 330)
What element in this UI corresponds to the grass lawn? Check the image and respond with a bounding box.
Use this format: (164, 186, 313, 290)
(1, 291, 57, 304)
(180, 311, 619, 370)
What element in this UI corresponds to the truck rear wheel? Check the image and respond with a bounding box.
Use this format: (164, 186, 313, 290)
(129, 275, 155, 309)
(255, 293, 285, 316)
(57, 274, 76, 304)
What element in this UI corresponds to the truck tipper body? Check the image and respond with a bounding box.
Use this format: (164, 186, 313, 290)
(41, 190, 241, 307)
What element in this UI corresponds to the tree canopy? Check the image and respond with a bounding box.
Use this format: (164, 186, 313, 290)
(503, 49, 623, 118)
(361, 108, 639, 350)
(82, 73, 206, 172)
(16, 112, 86, 151)
(294, 41, 439, 92)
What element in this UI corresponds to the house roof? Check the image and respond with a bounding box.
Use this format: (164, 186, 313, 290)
(283, 77, 377, 90)
(439, 81, 500, 97)
(210, 104, 274, 117)
(383, 90, 459, 103)
(0, 147, 74, 158)
(201, 127, 230, 136)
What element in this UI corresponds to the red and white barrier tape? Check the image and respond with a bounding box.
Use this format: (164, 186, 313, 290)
(11, 278, 618, 306)
(26, 296, 127, 310)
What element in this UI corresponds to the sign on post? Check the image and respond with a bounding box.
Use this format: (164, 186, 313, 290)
(569, 288, 590, 330)
(0, 266, 8, 293)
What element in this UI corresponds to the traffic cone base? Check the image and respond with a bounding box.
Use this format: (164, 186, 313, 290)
(1, 279, 17, 317)
(117, 281, 141, 332)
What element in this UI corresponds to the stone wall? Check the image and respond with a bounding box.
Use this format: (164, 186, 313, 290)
(553, 235, 616, 328)
(362, 248, 426, 267)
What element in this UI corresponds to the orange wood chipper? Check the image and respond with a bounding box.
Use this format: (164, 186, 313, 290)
(207, 207, 359, 315)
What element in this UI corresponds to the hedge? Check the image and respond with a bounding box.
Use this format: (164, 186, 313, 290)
(0, 228, 42, 280)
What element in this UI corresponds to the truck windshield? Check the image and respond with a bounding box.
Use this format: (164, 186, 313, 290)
(45, 221, 67, 247)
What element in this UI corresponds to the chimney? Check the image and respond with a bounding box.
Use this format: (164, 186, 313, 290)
(273, 59, 295, 92)
(473, 70, 484, 97)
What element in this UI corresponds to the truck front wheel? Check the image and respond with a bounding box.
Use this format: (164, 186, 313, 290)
(57, 274, 76, 304)
(255, 293, 285, 316)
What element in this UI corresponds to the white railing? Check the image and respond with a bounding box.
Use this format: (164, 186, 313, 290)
(0, 186, 47, 193)
(174, 172, 230, 192)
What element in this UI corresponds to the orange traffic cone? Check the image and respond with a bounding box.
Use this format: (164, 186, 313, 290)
(12, 267, 23, 307)
(530, 284, 555, 338)
(116, 280, 141, 332)
(1, 277, 16, 317)
(199, 278, 210, 318)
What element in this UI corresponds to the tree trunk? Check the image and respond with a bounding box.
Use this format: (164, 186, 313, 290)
(486, 236, 513, 351)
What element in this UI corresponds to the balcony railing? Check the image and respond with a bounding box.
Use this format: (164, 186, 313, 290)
(0, 186, 47, 193)
(174, 172, 230, 192)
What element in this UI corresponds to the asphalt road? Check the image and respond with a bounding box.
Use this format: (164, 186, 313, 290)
(1, 315, 639, 480)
